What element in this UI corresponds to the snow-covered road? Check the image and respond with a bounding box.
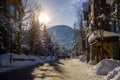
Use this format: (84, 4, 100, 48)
(32, 59, 104, 80)
(0, 58, 105, 80)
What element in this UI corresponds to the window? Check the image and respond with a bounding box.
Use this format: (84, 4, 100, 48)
(10, 5, 14, 16)
(16, 11, 19, 20)
(113, 22, 119, 33)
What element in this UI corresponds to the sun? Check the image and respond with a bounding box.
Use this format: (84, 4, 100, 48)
(38, 12, 50, 25)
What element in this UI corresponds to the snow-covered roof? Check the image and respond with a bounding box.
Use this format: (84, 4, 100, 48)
(88, 30, 120, 43)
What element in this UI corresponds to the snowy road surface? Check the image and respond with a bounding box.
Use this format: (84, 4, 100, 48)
(0, 59, 105, 80)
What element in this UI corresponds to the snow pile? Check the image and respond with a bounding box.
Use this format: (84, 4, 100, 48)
(27, 55, 40, 60)
(45, 56, 56, 62)
(12, 53, 40, 60)
(0, 54, 11, 66)
(0, 60, 42, 73)
(12, 60, 41, 67)
(88, 59, 120, 75)
(106, 67, 120, 80)
(89, 60, 96, 65)
(39, 56, 46, 62)
(0, 53, 43, 66)
(0, 53, 42, 73)
(12, 54, 29, 59)
(0, 53, 58, 73)
(79, 55, 86, 62)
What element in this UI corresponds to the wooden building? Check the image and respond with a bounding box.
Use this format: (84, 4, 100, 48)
(0, 0, 24, 53)
(83, 0, 120, 63)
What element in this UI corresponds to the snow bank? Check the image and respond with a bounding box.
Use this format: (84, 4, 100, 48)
(12, 53, 40, 60)
(28, 55, 39, 59)
(0, 53, 57, 73)
(0, 53, 42, 73)
(12, 60, 41, 67)
(89, 60, 96, 65)
(0, 53, 42, 66)
(39, 56, 46, 62)
(45, 56, 56, 62)
(12, 54, 29, 59)
(0, 60, 42, 73)
(88, 59, 120, 75)
(0, 54, 11, 66)
(106, 67, 120, 80)
(79, 55, 86, 62)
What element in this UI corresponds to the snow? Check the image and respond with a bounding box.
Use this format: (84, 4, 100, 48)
(79, 55, 86, 62)
(0, 53, 57, 73)
(0, 54, 11, 66)
(88, 59, 120, 75)
(106, 67, 120, 80)
(59, 59, 104, 80)
(1, 53, 120, 80)
(28, 55, 39, 59)
(21, 44, 30, 50)
(45, 56, 56, 62)
(89, 60, 97, 65)
(98, 14, 107, 20)
(12, 53, 29, 59)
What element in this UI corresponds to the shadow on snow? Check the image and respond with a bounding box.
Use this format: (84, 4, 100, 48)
(0, 59, 65, 80)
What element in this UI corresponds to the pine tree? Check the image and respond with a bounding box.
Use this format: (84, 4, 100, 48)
(0, 15, 12, 53)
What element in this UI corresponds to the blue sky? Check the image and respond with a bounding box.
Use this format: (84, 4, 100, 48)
(36, 0, 87, 28)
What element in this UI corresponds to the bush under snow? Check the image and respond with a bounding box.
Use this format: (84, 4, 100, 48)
(107, 67, 120, 80)
(88, 59, 120, 75)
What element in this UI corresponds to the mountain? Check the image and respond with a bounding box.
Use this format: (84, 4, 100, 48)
(48, 25, 74, 50)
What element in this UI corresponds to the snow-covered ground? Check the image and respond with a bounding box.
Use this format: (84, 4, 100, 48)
(107, 67, 120, 80)
(86, 59, 120, 80)
(78, 55, 120, 80)
(0, 53, 56, 73)
(88, 59, 120, 75)
(1, 54, 120, 80)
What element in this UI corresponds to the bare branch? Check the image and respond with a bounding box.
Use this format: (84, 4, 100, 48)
(22, 0, 38, 21)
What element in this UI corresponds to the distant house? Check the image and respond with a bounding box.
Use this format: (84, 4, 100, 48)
(0, 0, 24, 54)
